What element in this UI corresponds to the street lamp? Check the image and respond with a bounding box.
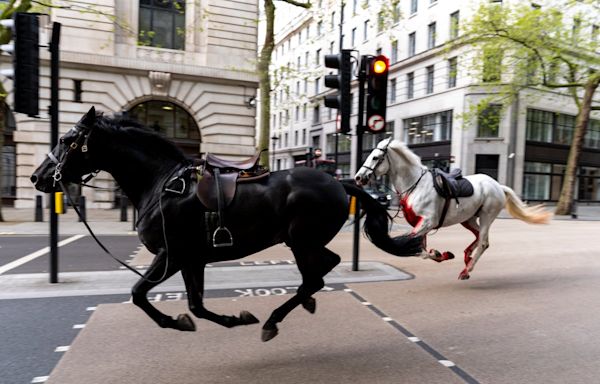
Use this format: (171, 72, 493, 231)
(271, 134, 279, 171)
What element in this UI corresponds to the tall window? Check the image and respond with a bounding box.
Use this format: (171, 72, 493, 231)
(450, 11, 460, 39)
(139, 0, 185, 50)
(408, 32, 416, 57)
(448, 57, 457, 88)
(427, 22, 436, 49)
(477, 104, 501, 137)
(364, 20, 369, 41)
(411, 0, 418, 14)
(351, 27, 357, 46)
(313, 105, 321, 124)
(407, 72, 415, 99)
(391, 40, 398, 63)
(426, 65, 434, 94)
(390, 78, 397, 103)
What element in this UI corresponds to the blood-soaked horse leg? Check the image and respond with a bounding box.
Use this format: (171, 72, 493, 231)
(458, 217, 480, 280)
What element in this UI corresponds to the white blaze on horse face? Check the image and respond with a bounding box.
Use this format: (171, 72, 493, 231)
(355, 138, 391, 185)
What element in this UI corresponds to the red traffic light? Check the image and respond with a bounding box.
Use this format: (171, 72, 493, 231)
(371, 55, 389, 75)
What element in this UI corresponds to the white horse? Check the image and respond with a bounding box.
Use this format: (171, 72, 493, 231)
(355, 138, 552, 280)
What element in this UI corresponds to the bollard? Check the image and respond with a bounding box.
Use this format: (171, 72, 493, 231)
(78, 195, 86, 222)
(120, 193, 128, 222)
(571, 199, 578, 219)
(132, 208, 137, 231)
(35, 195, 43, 222)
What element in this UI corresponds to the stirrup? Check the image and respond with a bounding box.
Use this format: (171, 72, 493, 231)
(212, 226, 233, 248)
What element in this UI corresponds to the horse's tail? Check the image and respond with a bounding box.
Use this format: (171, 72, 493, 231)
(501, 185, 553, 224)
(342, 182, 422, 256)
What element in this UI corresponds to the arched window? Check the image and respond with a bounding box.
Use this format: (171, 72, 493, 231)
(129, 100, 201, 155)
(139, 0, 185, 50)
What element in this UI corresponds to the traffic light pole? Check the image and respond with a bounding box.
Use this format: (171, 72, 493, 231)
(49, 22, 61, 284)
(352, 55, 368, 272)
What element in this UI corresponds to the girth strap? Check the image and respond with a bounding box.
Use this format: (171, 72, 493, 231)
(211, 168, 233, 248)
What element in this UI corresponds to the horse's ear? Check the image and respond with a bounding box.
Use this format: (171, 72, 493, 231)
(80, 106, 96, 127)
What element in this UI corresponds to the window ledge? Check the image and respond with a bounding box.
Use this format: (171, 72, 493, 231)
(474, 137, 504, 142)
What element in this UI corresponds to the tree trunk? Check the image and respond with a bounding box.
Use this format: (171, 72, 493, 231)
(555, 75, 600, 215)
(257, 0, 275, 167)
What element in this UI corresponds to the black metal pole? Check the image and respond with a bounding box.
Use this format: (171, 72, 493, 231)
(352, 55, 368, 272)
(49, 22, 61, 284)
(335, 1, 344, 171)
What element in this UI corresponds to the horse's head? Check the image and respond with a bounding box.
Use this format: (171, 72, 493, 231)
(31, 106, 101, 192)
(354, 138, 392, 185)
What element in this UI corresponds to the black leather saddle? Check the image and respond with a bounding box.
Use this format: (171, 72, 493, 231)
(431, 168, 474, 200)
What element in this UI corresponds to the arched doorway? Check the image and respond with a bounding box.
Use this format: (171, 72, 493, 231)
(128, 100, 201, 156)
(1, 105, 16, 206)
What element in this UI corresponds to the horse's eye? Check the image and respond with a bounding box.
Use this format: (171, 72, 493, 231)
(373, 156, 379, 161)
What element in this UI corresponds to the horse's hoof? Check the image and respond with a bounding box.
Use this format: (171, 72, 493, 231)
(430, 250, 444, 263)
(443, 252, 455, 261)
(302, 297, 316, 314)
(239, 310, 259, 325)
(261, 325, 279, 342)
(176, 314, 196, 331)
(458, 270, 470, 280)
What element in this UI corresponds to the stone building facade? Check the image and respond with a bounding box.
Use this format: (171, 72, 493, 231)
(2, 0, 259, 208)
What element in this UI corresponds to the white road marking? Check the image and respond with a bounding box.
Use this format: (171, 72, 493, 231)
(408, 336, 421, 342)
(0, 235, 85, 275)
(72, 324, 85, 329)
(382, 317, 393, 322)
(439, 360, 456, 367)
(31, 377, 49, 383)
(86, 306, 96, 311)
(361, 301, 371, 306)
(343, 288, 353, 292)
(54, 346, 70, 352)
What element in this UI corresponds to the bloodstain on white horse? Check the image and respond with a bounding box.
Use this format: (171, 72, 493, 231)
(355, 138, 552, 280)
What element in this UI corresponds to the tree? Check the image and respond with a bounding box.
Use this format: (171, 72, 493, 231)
(449, 1, 600, 214)
(257, 0, 312, 167)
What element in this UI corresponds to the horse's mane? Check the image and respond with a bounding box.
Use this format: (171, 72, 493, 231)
(388, 139, 424, 167)
(96, 114, 188, 163)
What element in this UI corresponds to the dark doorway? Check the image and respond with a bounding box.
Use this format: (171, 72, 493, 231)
(475, 154, 499, 180)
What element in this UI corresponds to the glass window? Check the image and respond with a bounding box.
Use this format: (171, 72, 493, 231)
(426, 65, 434, 94)
(427, 22, 436, 49)
(408, 32, 416, 57)
(390, 78, 397, 103)
(477, 104, 501, 137)
(482, 48, 502, 82)
(129, 100, 200, 141)
(585, 119, 600, 149)
(391, 40, 398, 63)
(523, 162, 551, 200)
(450, 11, 460, 39)
(448, 57, 457, 88)
(411, 0, 418, 14)
(404, 110, 453, 144)
(555, 113, 574, 145)
(407, 72, 414, 99)
(526, 109, 553, 142)
(138, 0, 185, 50)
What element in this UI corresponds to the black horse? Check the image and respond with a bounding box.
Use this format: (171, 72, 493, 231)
(31, 107, 422, 341)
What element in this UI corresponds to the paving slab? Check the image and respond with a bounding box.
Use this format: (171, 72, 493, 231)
(46, 292, 463, 384)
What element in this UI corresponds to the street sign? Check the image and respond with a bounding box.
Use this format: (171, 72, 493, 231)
(367, 114, 385, 132)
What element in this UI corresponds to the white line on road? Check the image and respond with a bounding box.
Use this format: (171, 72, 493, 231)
(31, 376, 48, 383)
(54, 346, 70, 352)
(73, 324, 85, 329)
(0, 235, 85, 276)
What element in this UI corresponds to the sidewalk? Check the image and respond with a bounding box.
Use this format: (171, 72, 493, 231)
(0, 203, 598, 236)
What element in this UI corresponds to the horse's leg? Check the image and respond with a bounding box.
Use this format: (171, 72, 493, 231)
(131, 251, 194, 331)
(458, 217, 480, 280)
(410, 218, 452, 262)
(181, 266, 260, 329)
(262, 246, 340, 342)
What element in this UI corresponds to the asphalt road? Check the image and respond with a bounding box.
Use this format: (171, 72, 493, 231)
(2, 218, 600, 384)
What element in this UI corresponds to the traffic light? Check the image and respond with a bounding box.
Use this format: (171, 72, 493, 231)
(0, 13, 40, 117)
(366, 55, 389, 134)
(324, 49, 352, 134)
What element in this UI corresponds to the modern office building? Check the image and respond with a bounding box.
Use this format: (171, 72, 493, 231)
(1, 0, 259, 208)
(269, 0, 600, 203)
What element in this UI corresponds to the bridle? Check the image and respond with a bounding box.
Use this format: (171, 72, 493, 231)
(47, 124, 99, 187)
(359, 139, 392, 175)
